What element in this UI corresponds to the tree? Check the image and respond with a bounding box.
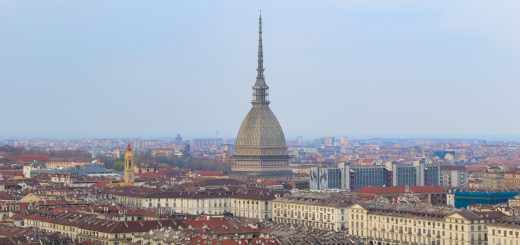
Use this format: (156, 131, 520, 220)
(112, 160, 124, 171)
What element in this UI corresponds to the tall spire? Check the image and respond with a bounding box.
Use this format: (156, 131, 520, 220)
(256, 11, 264, 80)
(252, 11, 270, 105)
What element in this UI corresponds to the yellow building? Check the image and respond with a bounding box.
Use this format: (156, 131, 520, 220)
(482, 167, 507, 190)
(482, 167, 520, 190)
(272, 192, 351, 231)
(348, 203, 490, 245)
(124, 144, 135, 185)
(488, 221, 520, 245)
(504, 171, 520, 189)
(19, 193, 43, 203)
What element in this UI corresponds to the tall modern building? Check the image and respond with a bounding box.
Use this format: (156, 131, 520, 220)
(310, 161, 441, 191)
(390, 161, 425, 187)
(439, 165, 468, 188)
(309, 165, 344, 190)
(232, 14, 290, 176)
(350, 165, 391, 191)
(424, 164, 441, 186)
(311, 163, 391, 192)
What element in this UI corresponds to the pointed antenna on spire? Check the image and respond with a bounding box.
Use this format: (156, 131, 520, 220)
(256, 10, 264, 80)
(252, 11, 269, 105)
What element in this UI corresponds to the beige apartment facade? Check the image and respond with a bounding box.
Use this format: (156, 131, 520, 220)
(487, 222, 520, 245)
(348, 203, 489, 245)
(110, 190, 276, 221)
(480, 167, 520, 191)
(271, 194, 350, 231)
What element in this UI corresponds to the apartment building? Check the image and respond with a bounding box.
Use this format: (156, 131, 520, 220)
(271, 192, 354, 231)
(440, 165, 469, 188)
(487, 220, 520, 245)
(105, 187, 283, 221)
(348, 203, 492, 245)
(23, 213, 175, 245)
(310, 161, 440, 191)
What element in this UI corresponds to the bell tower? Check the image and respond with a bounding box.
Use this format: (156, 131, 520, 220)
(124, 144, 135, 185)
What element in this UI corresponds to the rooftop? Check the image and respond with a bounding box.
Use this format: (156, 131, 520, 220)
(354, 186, 447, 195)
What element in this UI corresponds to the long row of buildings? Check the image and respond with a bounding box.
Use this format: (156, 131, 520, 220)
(271, 191, 520, 245)
(7, 183, 520, 245)
(22, 211, 275, 245)
(101, 187, 285, 222)
(348, 202, 520, 245)
(23, 213, 176, 244)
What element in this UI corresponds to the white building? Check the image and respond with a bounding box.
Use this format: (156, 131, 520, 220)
(271, 192, 353, 231)
(107, 187, 283, 222)
(440, 165, 469, 188)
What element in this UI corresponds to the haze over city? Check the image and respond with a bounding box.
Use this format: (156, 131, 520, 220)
(4, 1, 520, 244)
(2, 0, 520, 139)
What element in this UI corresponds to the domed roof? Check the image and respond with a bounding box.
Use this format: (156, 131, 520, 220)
(235, 106, 286, 148)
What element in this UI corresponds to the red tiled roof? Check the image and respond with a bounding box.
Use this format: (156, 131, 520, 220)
(0, 224, 35, 237)
(441, 165, 466, 171)
(192, 178, 244, 187)
(455, 210, 486, 220)
(105, 186, 284, 200)
(7, 155, 49, 162)
(125, 208, 157, 217)
(0, 170, 23, 176)
(187, 216, 229, 228)
(465, 165, 488, 172)
(473, 211, 507, 219)
(92, 181, 111, 187)
(25, 213, 175, 234)
(0, 180, 21, 186)
(137, 172, 166, 179)
(258, 179, 281, 186)
(487, 159, 520, 165)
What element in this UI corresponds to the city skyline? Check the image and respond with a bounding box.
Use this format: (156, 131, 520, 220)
(3, 2, 520, 244)
(2, 0, 520, 139)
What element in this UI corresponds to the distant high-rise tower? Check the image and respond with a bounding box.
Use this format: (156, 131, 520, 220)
(175, 133, 183, 144)
(182, 144, 191, 157)
(339, 136, 349, 146)
(113, 149, 121, 160)
(221, 144, 231, 161)
(296, 136, 303, 146)
(123, 144, 135, 185)
(232, 13, 290, 176)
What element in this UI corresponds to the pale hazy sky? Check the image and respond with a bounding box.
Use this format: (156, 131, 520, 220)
(1, 0, 520, 139)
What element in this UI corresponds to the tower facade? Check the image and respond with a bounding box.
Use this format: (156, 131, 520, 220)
(123, 144, 135, 185)
(232, 13, 290, 176)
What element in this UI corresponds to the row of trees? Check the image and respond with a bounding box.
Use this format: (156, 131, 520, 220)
(99, 151, 230, 172)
